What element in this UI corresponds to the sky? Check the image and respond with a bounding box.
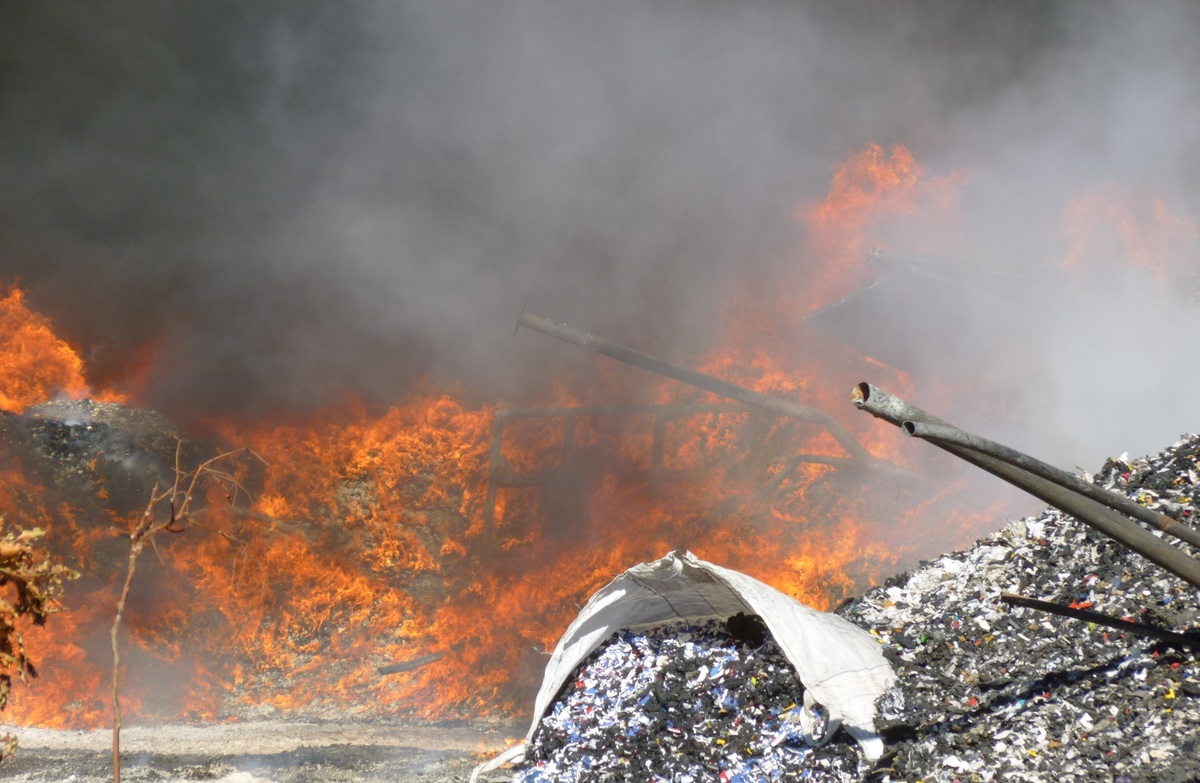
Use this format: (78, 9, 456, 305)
(2, 0, 1199, 468)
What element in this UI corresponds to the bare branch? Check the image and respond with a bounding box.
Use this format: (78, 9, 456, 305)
(109, 443, 261, 783)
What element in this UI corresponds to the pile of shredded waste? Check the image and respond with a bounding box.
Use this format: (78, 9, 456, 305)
(842, 434, 1200, 782)
(500, 435, 1200, 782)
(514, 618, 861, 783)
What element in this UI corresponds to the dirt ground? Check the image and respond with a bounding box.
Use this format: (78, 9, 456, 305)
(0, 720, 523, 783)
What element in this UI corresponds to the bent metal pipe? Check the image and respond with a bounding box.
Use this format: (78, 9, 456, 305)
(903, 419, 1200, 550)
(852, 382, 1200, 591)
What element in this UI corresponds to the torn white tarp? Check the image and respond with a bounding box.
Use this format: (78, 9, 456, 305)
(472, 550, 896, 780)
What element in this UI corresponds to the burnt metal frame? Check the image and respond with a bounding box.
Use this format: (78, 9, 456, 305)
(485, 402, 794, 530)
(489, 309, 888, 531)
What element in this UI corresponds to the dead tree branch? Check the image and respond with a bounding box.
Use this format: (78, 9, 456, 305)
(110, 444, 262, 783)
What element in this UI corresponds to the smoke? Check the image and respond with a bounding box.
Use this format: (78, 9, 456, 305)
(1, 1, 1199, 470)
(906, 1, 1200, 464)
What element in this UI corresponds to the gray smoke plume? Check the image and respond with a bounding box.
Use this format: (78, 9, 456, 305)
(2, 0, 1199, 474)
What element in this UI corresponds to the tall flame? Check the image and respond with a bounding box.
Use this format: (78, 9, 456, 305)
(1, 143, 1031, 728)
(792, 143, 967, 316)
(0, 286, 91, 412)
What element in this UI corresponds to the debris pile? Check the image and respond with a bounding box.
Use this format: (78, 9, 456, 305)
(842, 434, 1200, 782)
(497, 436, 1200, 783)
(1, 398, 192, 513)
(514, 618, 862, 783)
(474, 549, 892, 782)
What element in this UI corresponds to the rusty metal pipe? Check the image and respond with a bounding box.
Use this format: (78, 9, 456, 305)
(904, 420, 1200, 550)
(852, 382, 1200, 591)
(518, 310, 874, 464)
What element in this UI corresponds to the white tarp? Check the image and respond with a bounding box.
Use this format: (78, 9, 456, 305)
(472, 550, 896, 780)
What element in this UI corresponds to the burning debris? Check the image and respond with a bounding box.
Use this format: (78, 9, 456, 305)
(2, 398, 189, 514)
(0, 288, 939, 731)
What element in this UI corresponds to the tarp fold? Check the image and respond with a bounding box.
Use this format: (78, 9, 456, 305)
(472, 550, 895, 780)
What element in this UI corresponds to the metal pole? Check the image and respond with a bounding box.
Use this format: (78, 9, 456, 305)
(1000, 593, 1199, 648)
(852, 382, 1200, 591)
(904, 419, 1200, 549)
(518, 310, 875, 464)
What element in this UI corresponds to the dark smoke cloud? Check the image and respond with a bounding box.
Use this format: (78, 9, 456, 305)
(2, 1, 1199, 471)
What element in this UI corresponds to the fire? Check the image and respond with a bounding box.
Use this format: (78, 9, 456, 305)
(1060, 185, 1199, 281)
(793, 143, 967, 316)
(0, 284, 130, 412)
(0, 286, 92, 413)
(1, 143, 1021, 729)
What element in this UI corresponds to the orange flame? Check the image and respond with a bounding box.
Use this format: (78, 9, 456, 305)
(1, 144, 1022, 728)
(792, 143, 967, 316)
(1060, 185, 1199, 281)
(0, 286, 91, 412)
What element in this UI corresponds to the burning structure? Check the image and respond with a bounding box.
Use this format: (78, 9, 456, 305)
(2, 3, 1200, 781)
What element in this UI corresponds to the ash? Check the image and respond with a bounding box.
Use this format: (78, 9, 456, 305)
(514, 619, 862, 783)
(840, 434, 1200, 783)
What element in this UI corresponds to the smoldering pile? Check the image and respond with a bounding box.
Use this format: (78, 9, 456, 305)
(842, 434, 1200, 782)
(0, 398, 194, 512)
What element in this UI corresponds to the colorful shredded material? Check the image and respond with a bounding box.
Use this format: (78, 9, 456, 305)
(510, 436, 1200, 783)
(514, 620, 861, 782)
(844, 435, 1200, 782)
